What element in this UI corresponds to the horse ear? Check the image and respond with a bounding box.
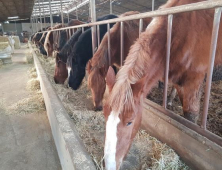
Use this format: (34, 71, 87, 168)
(106, 66, 116, 92)
(86, 60, 92, 74)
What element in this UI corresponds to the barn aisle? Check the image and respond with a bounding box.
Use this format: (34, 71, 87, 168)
(0, 44, 61, 170)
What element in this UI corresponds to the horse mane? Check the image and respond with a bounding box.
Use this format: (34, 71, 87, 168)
(68, 19, 85, 26)
(108, 0, 192, 115)
(90, 11, 150, 69)
(58, 29, 83, 61)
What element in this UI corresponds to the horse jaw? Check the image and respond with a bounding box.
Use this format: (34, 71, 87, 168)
(104, 111, 120, 170)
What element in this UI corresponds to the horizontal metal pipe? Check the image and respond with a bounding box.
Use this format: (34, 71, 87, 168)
(37, 0, 222, 33)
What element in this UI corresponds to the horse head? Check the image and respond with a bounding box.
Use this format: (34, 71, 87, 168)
(103, 66, 143, 170)
(54, 51, 68, 84)
(87, 60, 106, 111)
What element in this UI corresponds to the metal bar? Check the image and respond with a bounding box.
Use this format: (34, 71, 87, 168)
(31, 17, 34, 34)
(97, 25, 100, 46)
(76, 3, 78, 20)
(110, 0, 113, 14)
(152, 0, 155, 11)
(60, 0, 64, 26)
(42, 0, 46, 28)
(36, 0, 222, 34)
(107, 23, 111, 66)
(69, 29, 71, 39)
(90, 0, 97, 55)
(38, 0, 43, 31)
(201, 7, 222, 130)
(120, 21, 124, 66)
(163, 14, 173, 109)
(49, 0, 53, 27)
(35, 15, 38, 32)
(139, 18, 143, 36)
(67, 12, 70, 22)
(82, 27, 84, 33)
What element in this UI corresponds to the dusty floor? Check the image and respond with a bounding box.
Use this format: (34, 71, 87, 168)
(0, 45, 61, 170)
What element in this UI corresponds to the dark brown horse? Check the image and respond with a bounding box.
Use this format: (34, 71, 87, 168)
(87, 11, 152, 110)
(103, 0, 222, 169)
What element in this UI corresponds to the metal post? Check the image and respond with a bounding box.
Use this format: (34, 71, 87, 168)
(152, 0, 155, 11)
(76, 3, 78, 20)
(49, 0, 53, 27)
(110, 0, 113, 14)
(139, 18, 143, 36)
(163, 14, 173, 109)
(67, 12, 70, 22)
(107, 23, 111, 66)
(35, 15, 38, 32)
(201, 7, 222, 130)
(38, 0, 43, 31)
(82, 27, 84, 33)
(120, 21, 124, 66)
(97, 25, 100, 46)
(69, 29, 71, 38)
(90, 0, 97, 54)
(30, 17, 33, 34)
(60, 0, 64, 26)
(42, 0, 46, 28)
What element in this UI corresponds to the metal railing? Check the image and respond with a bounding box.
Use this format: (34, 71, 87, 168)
(34, 0, 222, 146)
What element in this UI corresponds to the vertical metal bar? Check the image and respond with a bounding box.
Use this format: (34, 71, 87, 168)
(139, 18, 143, 36)
(107, 23, 111, 66)
(76, 3, 78, 20)
(35, 15, 38, 32)
(2, 22, 4, 35)
(90, 0, 97, 55)
(60, 0, 64, 26)
(67, 12, 70, 23)
(97, 25, 100, 46)
(152, 0, 155, 11)
(163, 14, 173, 109)
(42, 0, 46, 28)
(69, 29, 71, 38)
(49, 0, 53, 27)
(38, 0, 43, 31)
(110, 0, 113, 14)
(82, 27, 84, 33)
(31, 17, 34, 34)
(120, 21, 124, 66)
(201, 7, 222, 130)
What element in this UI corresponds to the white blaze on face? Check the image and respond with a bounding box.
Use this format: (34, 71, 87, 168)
(104, 111, 120, 170)
(67, 66, 71, 79)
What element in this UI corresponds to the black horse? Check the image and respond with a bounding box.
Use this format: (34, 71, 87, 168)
(54, 27, 90, 84)
(67, 14, 118, 90)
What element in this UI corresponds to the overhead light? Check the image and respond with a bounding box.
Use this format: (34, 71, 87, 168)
(8, 16, 19, 19)
(4, 21, 9, 24)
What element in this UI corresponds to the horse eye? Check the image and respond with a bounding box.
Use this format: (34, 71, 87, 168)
(126, 122, 132, 126)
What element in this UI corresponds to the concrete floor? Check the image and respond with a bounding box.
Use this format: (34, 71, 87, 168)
(0, 45, 61, 170)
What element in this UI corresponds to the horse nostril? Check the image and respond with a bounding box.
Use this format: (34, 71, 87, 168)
(54, 77, 58, 84)
(94, 106, 103, 111)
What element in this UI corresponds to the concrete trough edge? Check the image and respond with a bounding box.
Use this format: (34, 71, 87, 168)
(29, 43, 97, 170)
(142, 99, 222, 170)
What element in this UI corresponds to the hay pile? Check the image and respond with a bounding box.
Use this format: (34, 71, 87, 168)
(26, 53, 33, 64)
(37, 49, 189, 170)
(7, 67, 45, 115)
(0, 42, 10, 50)
(0, 36, 9, 43)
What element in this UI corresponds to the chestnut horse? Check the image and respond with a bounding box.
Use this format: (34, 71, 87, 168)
(44, 20, 85, 57)
(87, 11, 151, 111)
(103, 0, 222, 169)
